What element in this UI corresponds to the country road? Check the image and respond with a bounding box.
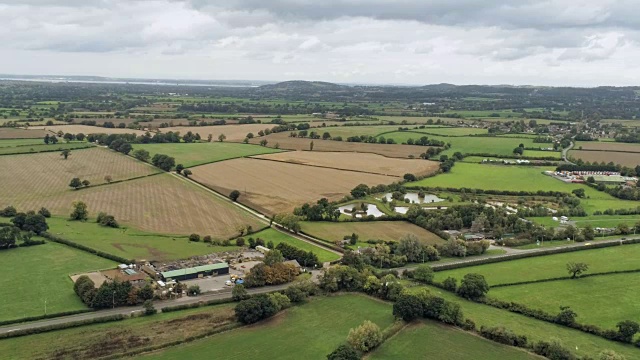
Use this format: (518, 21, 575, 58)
(561, 140, 575, 164)
(2, 236, 634, 336)
(0, 281, 294, 336)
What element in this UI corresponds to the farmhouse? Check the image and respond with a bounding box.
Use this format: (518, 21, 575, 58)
(161, 262, 229, 282)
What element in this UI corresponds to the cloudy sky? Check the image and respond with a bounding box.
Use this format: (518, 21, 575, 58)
(1, 0, 639, 86)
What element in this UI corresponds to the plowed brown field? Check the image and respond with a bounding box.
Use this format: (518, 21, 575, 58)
(0, 128, 49, 139)
(162, 124, 274, 142)
(251, 151, 439, 177)
(248, 132, 437, 158)
(190, 158, 399, 215)
(576, 142, 640, 153)
(30, 124, 147, 135)
(570, 150, 640, 167)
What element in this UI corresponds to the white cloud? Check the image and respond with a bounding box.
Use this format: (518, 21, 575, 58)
(0, 0, 639, 86)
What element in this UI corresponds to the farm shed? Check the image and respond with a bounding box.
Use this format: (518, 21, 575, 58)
(161, 263, 229, 281)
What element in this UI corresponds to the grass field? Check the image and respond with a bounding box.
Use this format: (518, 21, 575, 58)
(132, 142, 282, 167)
(406, 285, 639, 359)
(47, 217, 240, 262)
(490, 273, 640, 329)
(143, 294, 395, 360)
(369, 321, 537, 359)
(0, 141, 93, 155)
(0, 241, 115, 322)
(433, 243, 640, 285)
(249, 228, 341, 263)
(0, 303, 236, 360)
(190, 158, 398, 215)
(0, 138, 46, 147)
(529, 215, 640, 229)
(382, 132, 540, 157)
(406, 162, 635, 213)
(251, 151, 439, 177)
(301, 221, 446, 245)
(408, 127, 490, 136)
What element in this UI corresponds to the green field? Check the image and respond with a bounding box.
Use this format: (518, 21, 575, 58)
(250, 228, 341, 263)
(0, 142, 92, 155)
(301, 221, 446, 246)
(47, 217, 240, 262)
(369, 321, 537, 359)
(529, 215, 640, 229)
(406, 285, 639, 359)
(407, 162, 635, 213)
(0, 138, 46, 147)
(433, 243, 640, 285)
(409, 127, 490, 136)
(382, 132, 540, 157)
(490, 273, 640, 329)
(143, 294, 395, 360)
(523, 150, 561, 159)
(131, 142, 282, 167)
(0, 303, 236, 360)
(0, 241, 115, 322)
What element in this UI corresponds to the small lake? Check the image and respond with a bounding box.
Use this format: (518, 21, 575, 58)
(339, 204, 385, 218)
(381, 192, 444, 204)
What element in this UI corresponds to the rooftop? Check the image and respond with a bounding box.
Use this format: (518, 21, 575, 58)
(161, 262, 229, 279)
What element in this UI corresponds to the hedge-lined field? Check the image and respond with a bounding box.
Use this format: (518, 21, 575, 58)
(249, 228, 341, 263)
(143, 295, 395, 360)
(489, 273, 640, 329)
(433, 243, 640, 285)
(132, 142, 282, 168)
(369, 321, 537, 359)
(406, 286, 639, 359)
(0, 241, 114, 323)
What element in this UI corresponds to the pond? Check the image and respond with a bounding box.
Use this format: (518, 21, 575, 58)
(339, 203, 385, 218)
(381, 192, 444, 204)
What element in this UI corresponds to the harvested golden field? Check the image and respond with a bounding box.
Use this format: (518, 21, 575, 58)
(190, 158, 398, 215)
(576, 142, 640, 153)
(0, 128, 49, 139)
(0, 147, 159, 203)
(301, 221, 445, 245)
(30, 124, 147, 135)
(252, 151, 439, 177)
(570, 150, 640, 167)
(1, 171, 261, 237)
(249, 132, 436, 158)
(162, 124, 274, 142)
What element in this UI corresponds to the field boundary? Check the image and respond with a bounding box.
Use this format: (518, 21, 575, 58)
(247, 155, 406, 178)
(490, 268, 640, 288)
(0, 143, 95, 156)
(0, 309, 94, 327)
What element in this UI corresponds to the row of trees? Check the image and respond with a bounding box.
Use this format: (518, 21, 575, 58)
(74, 276, 154, 309)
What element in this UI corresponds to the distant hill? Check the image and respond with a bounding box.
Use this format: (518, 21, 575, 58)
(258, 80, 347, 91)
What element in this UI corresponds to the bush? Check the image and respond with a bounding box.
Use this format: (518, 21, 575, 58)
(235, 294, 278, 324)
(229, 190, 241, 201)
(393, 294, 423, 321)
(187, 285, 201, 296)
(412, 265, 434, 283)
(326, 344, 360, 360)
(38, 207, 51, 218)
(442, 277, 457, 292)
(143, 300, 156, 315)
(479, 326, 528, 347)
(96, 212, 119, 228)
(235, 238, 245, 247)
(457, 273, 489, 300)
(189, 234, 201, 242)
(203, 235, 212, 243)
(232, 284, 249, 301)
(0, 206, 17, 217)
(347, 320, 383, 353)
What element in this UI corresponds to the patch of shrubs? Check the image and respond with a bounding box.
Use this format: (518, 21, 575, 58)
(96, 212, 119, 228)
(275, 242, 320, 267)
